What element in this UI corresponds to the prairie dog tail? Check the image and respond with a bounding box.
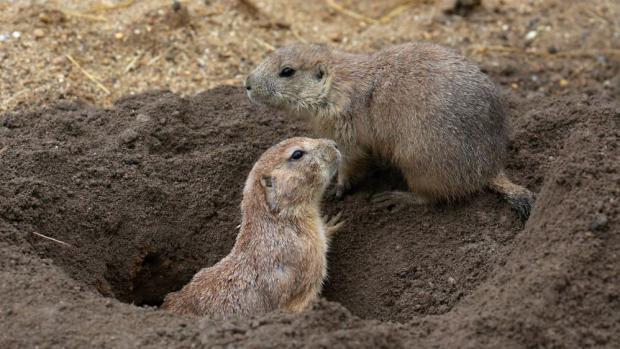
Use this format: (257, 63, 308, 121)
(489, 171, 535, 222)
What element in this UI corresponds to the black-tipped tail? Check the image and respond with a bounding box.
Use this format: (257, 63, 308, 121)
(504, 191, 535, 223)
(489, 171, 536, 223)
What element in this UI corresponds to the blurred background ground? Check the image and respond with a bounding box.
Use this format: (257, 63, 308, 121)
(0, 0, 618, 113)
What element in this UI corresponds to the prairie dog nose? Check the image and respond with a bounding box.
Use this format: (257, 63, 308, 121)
(245, 75, 253, 91)
(322, 139, 338, 149)
(319, 139, 341, 163)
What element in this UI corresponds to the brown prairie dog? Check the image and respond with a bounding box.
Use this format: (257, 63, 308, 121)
(246, 42, 535, 221)
(161, 137, 343, 318)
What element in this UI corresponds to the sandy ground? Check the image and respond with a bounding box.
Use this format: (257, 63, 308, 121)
(1, 0, 618, 112)
(0, 0, 619, 348)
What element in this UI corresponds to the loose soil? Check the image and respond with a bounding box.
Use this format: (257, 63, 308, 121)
(1, 0, 619, 348)
(1, 84, 618, 348)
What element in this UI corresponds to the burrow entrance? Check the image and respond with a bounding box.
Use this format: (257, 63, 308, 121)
(105, 249, 198, 307)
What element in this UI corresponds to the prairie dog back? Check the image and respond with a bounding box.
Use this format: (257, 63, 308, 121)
(246, 42, 534, 220)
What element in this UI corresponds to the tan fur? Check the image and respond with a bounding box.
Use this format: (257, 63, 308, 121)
(246, 42, 535, 220)
(160, 137, 343, 318)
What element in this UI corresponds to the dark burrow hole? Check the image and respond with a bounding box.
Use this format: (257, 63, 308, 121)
(106, 251, 200, 307)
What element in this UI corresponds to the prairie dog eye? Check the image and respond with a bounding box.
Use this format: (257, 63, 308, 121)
(289, 150, 305, 160)
(279, 67, 296, 77)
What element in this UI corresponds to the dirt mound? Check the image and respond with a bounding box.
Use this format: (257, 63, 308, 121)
(0, 86, 618, 348)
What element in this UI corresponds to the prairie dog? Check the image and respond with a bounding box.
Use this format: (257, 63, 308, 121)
(245, 42, 535, 221)
(161, 137, 343, 318)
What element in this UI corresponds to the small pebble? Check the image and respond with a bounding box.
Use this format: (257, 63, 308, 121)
(0, 33, 8, 42)
(165, 50, 177, 62)
(329, 32, 342, 42)
(119, 129, 139, 144)
(33, 29, 45, 38)
(11, 31, 21, 39)
(39, 13, 50, 23)
(559, 79, 569, 87)
(135, 113, 151, 123)
(590, 213, 608, 231)
(52, 56, 64, 65)
(115, 32, 124, 40)
(525, 30, 537, 41)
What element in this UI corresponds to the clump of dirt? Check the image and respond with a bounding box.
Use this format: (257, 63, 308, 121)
(0, 85, 617, 348)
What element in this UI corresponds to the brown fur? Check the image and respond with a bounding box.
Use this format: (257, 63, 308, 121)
(246, 42, 535, 220)
(160, 137, 343, 318)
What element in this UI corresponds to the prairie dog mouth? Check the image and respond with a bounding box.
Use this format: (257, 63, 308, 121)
(246, 90, 260, 104)
(328, 149, 341, 179)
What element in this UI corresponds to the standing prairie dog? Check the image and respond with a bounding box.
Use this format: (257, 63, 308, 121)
(245, 42, 535, 221)
(161, 137, 343, 318)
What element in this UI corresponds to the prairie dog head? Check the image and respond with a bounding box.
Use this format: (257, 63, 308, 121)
(245, 44, 333, 114)
(244, 137, 340, 216)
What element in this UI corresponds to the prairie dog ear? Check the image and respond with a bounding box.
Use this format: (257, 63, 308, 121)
(260, 176, 278, 212)
(316, 63, 327, 80)
(260, 176, 273, 188)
